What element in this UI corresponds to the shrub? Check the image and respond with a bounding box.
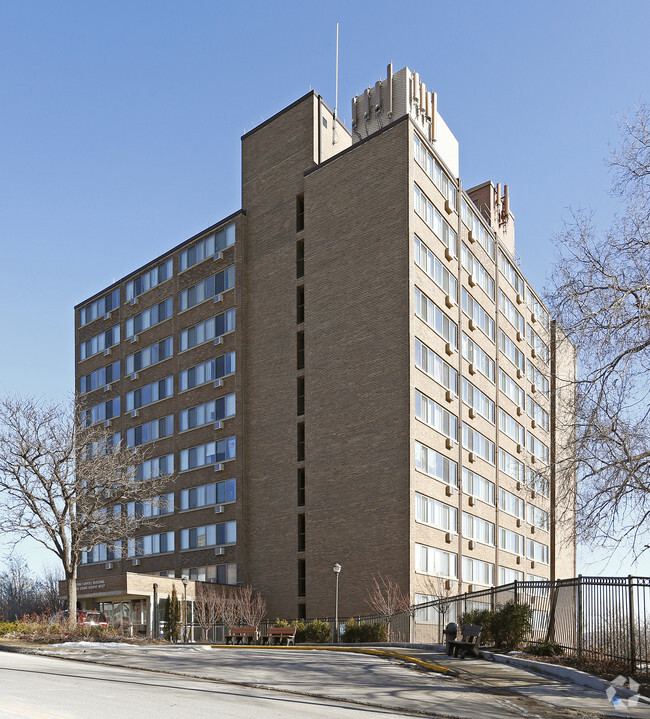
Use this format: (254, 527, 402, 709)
(0, 621, 31, 636)
(490, 601, 533, 650)
(343, 619, 387, 643)
(303, 619, 332, 643)
(459, 609, 494, 644)
(273, 618, 290, 627)
(526, 639, 564, 657)
(293, 620, 307, 643)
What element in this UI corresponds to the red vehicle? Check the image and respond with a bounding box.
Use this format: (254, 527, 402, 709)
(50, 610, 109, 626)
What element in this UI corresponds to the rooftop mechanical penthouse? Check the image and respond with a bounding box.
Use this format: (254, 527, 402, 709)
(74, 64, 576, 631)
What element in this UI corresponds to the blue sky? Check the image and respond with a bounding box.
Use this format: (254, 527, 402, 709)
(1, 1, 649, 577)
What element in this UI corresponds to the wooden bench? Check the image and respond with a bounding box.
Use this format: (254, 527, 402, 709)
(262, 626, 297, 646)
(225, 626, 258, 645)
(448, 624, 482, 659)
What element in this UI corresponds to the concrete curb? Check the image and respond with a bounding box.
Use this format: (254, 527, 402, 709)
(209, 643, 459, 676)
(481, 650, 650, 706)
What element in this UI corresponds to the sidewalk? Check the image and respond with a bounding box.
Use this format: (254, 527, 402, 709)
(2, 640, 649, 718)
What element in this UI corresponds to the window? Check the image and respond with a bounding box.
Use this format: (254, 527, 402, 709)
(499, 290, 524, 333)
(298, 559, 306, 596)
(527, 504, 549, 531)
(297, 468, 305, 506)
(297, 332, 305, 370)
(527, 433, 549, 464)
(126, 297, 173, 339)
(296, 195, 305, 232)
(297, 286, 304, 324)
(414, 287, 458, 349)
(462, 424, 495, 464)
(126, 376, 173, 412)
(527, 396, 549, 432)
(498, 369, 524, 409)
(415, 493, 457, 532)
(462, 557, 494, 586)
(180, 436, 236, 470)
(499, 448, 524, 482)
(499, 566, 524, 584)
(499, 329, 524, 372)
(414, 133, 457, 207)
(415, 543, 457, 578)
(498, 408, 525, 446)
(414, 594, 458, 624)
(79, 289, 120, 327)
(297, 377, 304, 416)
(79, 325, 120, 361)
(462, 513, 495, 546)
(127, 493, 174, 519)
(82, 541, 122, 564)
(526, 291, 550, 331)
(126, 415, 174, 448)
(462, 333, 495, 382)
(461, 197, 495, 258)
(414, 235, 458, 299)
(499, 488, 525, 520)
(297, 422, 305, 462)
(461, 245, 494, 299)
(180, 479, 236, 509)
(527, 324, 549, 363)
(180, 393, 236, 431)
(527, 538, 549, 564)
(298, 514, 305, 551)
(180, 521, 236, 549)
(415, 338, 457, 394)
(126, 259, 173, 302)
(462, 289, 495, 341)
(497, 249, 524, 296)
(527, 467, 549, 497)
(415, 390, 458, 441)
(527, 361, 549, 397)
(415, 440, 457, 486)
(183, 564, 237, 585)
(80, 361, 120, 394)
(179, 265, 235, 311)
(414, 184, 457, 254)
(462, 468, 495, 505)
(499, 527, 525, 556)
(81, 398, 120, 426)
(126, 337, 173, 375)
(296, 240, 304, 278)
(180, 309, 236, 352)
(179, 351, 236, 391)
(462, 379, 495, 423)
(180, 222, 235, 271)
(134, 454, 174, 482)
(128, 532, 174, 557)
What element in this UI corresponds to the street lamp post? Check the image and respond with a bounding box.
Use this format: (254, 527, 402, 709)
(181, 576, 189, 643)
(333, 563, 341, 643)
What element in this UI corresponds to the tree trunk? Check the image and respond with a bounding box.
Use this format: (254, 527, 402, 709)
(67, 571, 77, 626)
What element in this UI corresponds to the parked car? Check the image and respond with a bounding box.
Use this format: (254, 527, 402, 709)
(49, 610, 108, 626)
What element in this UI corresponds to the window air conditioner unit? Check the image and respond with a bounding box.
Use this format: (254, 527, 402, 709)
(516, 293, 523, 305)
(104, 384, 111, 392)
(445, 342, 456, 356)
(469, 363, 476, 375)
(445, 532, 455, 544)
(517, 369, 523, 379)
(214, 421, 223, 431)
(468, 540, 475, 550)
(516, 444, 523, 454)
(214, 337, 222, 346)
(104, 312, 111, 321)
(213, 379, 223, 388)
(531, 384, 537, 394)
(131, 410, 138, 418)
(469, 408, 476, 420)
(105, 562, 114, 570)
(531, 455, 537, 464)
(516, 406, 523, 416)
(104, 420, 112, 428)
(214, 547, 225, 556)
(213, 294, 222, 304)
(104, 348, 112, 356)
(445, 295, 455, 309)
(445, 579, 453, 590)
(516, 331, 523, 343)
(468, 584, 475, 592)
(468, 496, 475, 507)
(531, 490, 537, 499)
(444, 248, 454, 262)
(531, 560, 536, 569)
(131, 372, 138, 381)
(468, 452, 475, 463)
(445, 437, 455, 450)
(445, 390, 454, 403)
(132, 559, 141, 566)
(130, 297, 138, 306)
(445, 485, 455, 497)
(516, 518, 522, 528)
(214, 463, 223, 472)
(444, 199, 453, 215)
(531, 419, 536, 429)
(531, 313, 537, 323)
(516, 481, 522, 491)
(468, 320, 476, 331)
(468, 230, 476, 244)
(214, 505, 224, 514)
(213, 251, 222, 262)
(516, 556, 523, 565)
(531, 348, 537, 358)
(531, 526, 536, 534)
(468, 274, 476, 288)
(130, 335, 138, 344)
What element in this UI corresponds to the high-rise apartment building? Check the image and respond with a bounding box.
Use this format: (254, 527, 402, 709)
(73, 65, 576, 628)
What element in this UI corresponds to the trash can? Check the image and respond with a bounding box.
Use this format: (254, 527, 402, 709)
(443, 622, 458, 656)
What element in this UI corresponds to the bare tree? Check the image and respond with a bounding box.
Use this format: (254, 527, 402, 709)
(365, 574, 410, 639)
(0, 396, 173, 623)
(220, 586, 241, 631)
(0, 555, 40, 619)
(547, 104, 650, 556)
(193, 582, 223, 642)
(238, 585, 267, 628)
(39, 564, 65, 614)
(417, 575, 458, 643)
